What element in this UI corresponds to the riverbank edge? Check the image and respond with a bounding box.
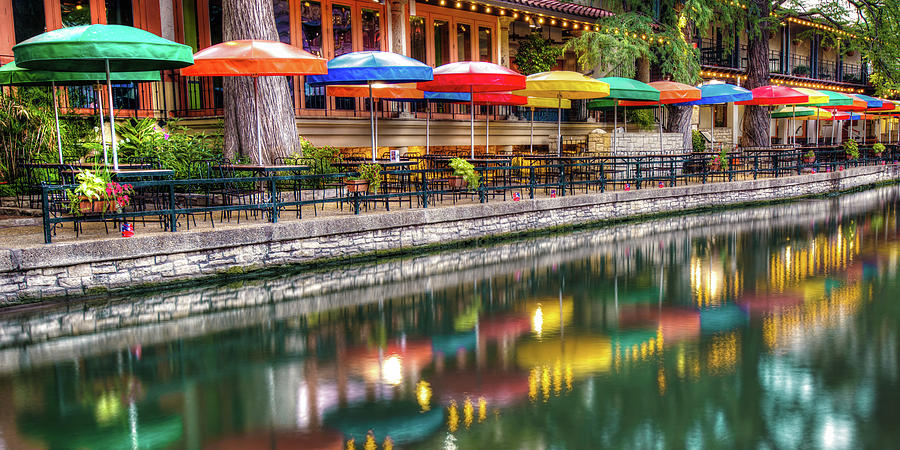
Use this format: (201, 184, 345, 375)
(2, 165, 898, 305)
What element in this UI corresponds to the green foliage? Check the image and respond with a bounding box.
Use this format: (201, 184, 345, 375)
(716, 147, 730, 171)
(65, 170, 134, 215)
(116, 118, 223, 179)
(873, 143, 885, 154)
(513, 34, 563, 75)
(629, 109, 656, 131)
(286, 137, 343, 189)
(844, 139, 859, 159)
(0, 87, 55, 183)
(806, 149, 816, 159)
(692, 130, 706, 153)
(449, 157, 481, 190)
(352, 163, 383, 194)
(72, 170, 108, 201)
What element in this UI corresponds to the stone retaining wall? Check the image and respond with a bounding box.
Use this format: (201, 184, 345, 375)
(1, 165, 898, 304)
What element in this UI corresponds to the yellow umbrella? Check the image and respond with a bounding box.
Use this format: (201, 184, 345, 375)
(514, 71, 610, 154)
(523, 97, 572, 153)
(516, 335, 612, 378)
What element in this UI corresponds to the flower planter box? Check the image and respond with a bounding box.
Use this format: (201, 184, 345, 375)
(77, 197, 111, 214)
(345, 179, 368, 193)
(803, 156, 816, 164)
(448, 175, 467, 190)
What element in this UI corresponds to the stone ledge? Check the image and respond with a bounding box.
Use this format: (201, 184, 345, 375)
(1, 165, 891, 274)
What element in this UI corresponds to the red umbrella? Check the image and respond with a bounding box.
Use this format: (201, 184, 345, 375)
(206, 429, 344, 450)
(418, 62, 526, 158)
(431, 370, 530, 407)
(735, 85, 808, 105)
(477, 313, 531, 341)
(181, 40, 327, 163)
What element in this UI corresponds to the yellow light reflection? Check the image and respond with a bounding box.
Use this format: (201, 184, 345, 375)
(382, 355, 403, 385)
(416, 380, 432, 411)
(463, 397, 474, 428)
(533, 305, 543, 337)
(447, 400, 459, 432)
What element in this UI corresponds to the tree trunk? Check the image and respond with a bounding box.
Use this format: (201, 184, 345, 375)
(740, 0, 772, 148)
(636, 57, 650, 83)
(667, 104, 693, 151)
(223, 0, 300, 164)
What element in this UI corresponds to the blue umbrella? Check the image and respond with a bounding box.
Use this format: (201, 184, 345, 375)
(673, 82, 752, 148)
(699, 304, 748, 334)
(386, 91, 470, 155)
(307, 51, 433, 161)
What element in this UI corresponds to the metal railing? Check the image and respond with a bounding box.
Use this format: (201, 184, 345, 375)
(37, 146, 899, 244)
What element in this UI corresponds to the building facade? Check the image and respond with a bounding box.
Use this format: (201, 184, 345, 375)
(0, 0, 881, 150)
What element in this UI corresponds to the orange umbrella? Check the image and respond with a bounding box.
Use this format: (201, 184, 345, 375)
(326, 82, 422, 99)
(181, 40, 327, 163)
(618, 81, 700, 106)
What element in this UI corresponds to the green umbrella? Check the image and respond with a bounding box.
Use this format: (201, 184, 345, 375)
(589, 77, 660, 154)
(325, 401, 444, 445)
(0, 61, 160, 164)
(13, 24, 193, 169)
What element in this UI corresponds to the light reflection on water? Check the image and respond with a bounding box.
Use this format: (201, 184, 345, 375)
(0, 186, 899, 449)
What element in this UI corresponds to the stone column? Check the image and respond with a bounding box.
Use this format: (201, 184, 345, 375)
(498, 17, 514, 67)
(390, 0, 407, 55)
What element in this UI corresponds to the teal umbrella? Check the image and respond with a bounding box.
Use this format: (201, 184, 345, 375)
(0, 61, 160, 164)
(325, 401, 444, 445)
(13, 24, 193, 169)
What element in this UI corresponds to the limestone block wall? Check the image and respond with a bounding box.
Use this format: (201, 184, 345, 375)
(587, 130, 685, 156)
(0, 165, 896, 304)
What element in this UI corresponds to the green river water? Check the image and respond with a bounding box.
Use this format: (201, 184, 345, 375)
(0, 186, 899, 449)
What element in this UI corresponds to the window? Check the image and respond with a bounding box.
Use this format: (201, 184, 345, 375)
(478, 26, 492, 62)
(209, 0, 223, 45)
(273, 0, 291, 44)
(181, 0, 200, 52)
(301, 1, 323, 56)
(105, 0, 133, 26)
(410, 16, 426, 64)
(434, 20, 450, 66)
(456, 23, 471, 61)
(60, 0, 91, 27)
(12, 0, 45, 44)
(332, 4, 352, 56)
(361, 9, 381, 51)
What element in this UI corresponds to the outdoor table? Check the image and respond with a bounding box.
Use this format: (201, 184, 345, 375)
(110, 169, 174, 180)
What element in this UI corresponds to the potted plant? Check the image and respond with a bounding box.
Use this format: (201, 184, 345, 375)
(844, 139, 859, 160)
(873, 142, 885, 157)
(346, 163, 382, 193)
(792, 65, 810, 77)
(710, 148, 729, 172)
(804, 149, 816, 164)
(66, 170, 134, 215)
(449, 157, 481, 190)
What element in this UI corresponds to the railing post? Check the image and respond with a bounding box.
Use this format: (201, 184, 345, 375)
(558, 163, 566, 196)
(599, 162, 606, 193)
(753, 154, 759, 179)
(478, 168, 486, 204)
(269, 175, 279, 223)
(636, 160, 642, 189)
(168, 180, 177, 232)
(529, 166, 535, 199)
(41, 184, 52, 244)
(421, 172, 429, 208)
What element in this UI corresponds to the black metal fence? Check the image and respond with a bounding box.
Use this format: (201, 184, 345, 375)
(37, 146, 899, 244)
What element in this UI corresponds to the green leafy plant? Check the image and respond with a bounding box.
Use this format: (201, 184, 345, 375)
(844, 139, 859, 159)
(351, 163, 383, 194)
(71, 170, 108, 201)
(692, 130, 706, 153)
(293, 137, 343, 188)
(449, 157, 481, 190)
(513, 33, 563, 75)
(873, 142, 885, 155)
(805, 149, 816, 160)
(629, 109, 656, 131)
(65, 170, 133, 215)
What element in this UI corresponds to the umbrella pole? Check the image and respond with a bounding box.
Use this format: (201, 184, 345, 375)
(470, 87, 475, 159)
(791, 105, 795, 146)
(557, 95, 562, 156)
(369, 82, 376, 162)
(710, 105, 715, 147)
(254, 76, 263, 164)
(96, 85, 108, 165)
(106, 59, 118, 171)
(486, 109, 490, 153)
(51, 81, 63, 164)
(529, 107, 535, 153)
(613, 104, 617, 154)
(658, 105, 663, 152)
(425, 100, 430, 156)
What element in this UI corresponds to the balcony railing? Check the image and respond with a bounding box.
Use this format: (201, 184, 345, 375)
(698, 39, 747, 70)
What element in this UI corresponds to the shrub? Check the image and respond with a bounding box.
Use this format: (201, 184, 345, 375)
(692, 130, 706, 153)
(449, 157, 481, 190)
(873, 142, 885, 154)
(629, 109, 656, 131)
